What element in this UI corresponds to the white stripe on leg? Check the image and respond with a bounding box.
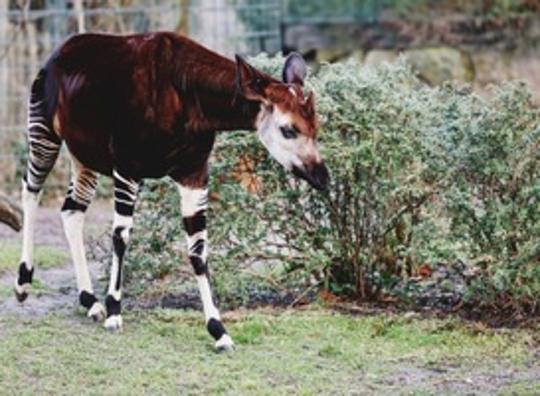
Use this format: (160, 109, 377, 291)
(196, 275, 220, 322)
(20, 182, 40, 268)
(178, 185, 208, 217)
(107, 213, 132, 301)
(61, 210, 93, 293)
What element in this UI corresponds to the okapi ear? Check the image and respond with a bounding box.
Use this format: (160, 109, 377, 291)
(235, 54, 267, 101)
(282, 52, 307, 86)
(304, 91, 315, 115)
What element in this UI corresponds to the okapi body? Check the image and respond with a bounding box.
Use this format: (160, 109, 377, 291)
(15, 32, 329, 350)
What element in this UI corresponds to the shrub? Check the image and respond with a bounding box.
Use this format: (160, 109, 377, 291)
(127, 55, 539, 313)
(209, 56, 456, 299)
(443, 84, 540, 313)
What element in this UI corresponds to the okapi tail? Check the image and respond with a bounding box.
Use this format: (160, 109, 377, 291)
(23, 65, 62, 193)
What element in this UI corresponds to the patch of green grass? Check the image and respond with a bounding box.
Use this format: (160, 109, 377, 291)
(0, 241, 67, 273)
(499, 381, 540, 395)
(0, 284, 12, 299)
(0, 277, 55, 304)
(0, 308, 537, 394)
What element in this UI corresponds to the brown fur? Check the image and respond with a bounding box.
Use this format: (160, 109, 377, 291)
(47, 33, 259, 185)
(44, 32, 319, 188)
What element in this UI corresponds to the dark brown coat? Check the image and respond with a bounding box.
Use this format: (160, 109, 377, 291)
(47, 32, 262, 185)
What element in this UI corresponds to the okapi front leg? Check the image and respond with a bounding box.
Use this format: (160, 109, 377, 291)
(104, 170, 139, 331)
(178, 184, 234, 352)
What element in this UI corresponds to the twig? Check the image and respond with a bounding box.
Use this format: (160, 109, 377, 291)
(288, 280, 323, 309)
(242, 269, 290, 294)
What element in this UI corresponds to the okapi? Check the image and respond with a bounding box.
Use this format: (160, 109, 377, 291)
(14, 32, 329, 351)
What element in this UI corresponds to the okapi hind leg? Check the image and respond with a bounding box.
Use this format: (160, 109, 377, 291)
(177, 183, 234, 352)
(61, 158, 105, 321)
(15, 183, 40, 302)
(15, 70, 61, 302)
(104, 170, 139, 331)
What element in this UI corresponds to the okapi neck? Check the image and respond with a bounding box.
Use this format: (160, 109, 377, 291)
(185, 92, 261, 133)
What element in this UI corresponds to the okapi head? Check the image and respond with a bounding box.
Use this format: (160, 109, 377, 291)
(235, 53, 330, 191)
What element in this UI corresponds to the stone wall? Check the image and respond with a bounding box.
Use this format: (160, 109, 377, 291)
(284, 15, 540, 102)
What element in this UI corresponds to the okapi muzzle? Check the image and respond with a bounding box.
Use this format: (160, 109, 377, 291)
(292, 160, 330, 191)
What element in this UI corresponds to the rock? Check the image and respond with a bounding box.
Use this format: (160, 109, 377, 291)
(403, 47, 475, 85)
(316, 48, 351, 63)
(472, 49, 540, 104)
(391, 261, 469, 310)
(363, 49, 398, 66)
(363, 47, 475, 85)
(345, 49, 365, 63)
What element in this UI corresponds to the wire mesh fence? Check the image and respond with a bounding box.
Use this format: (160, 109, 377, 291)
(0, 0, 282, 190)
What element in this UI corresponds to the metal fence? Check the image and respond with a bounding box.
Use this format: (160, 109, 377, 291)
(0, 0, 282, 189)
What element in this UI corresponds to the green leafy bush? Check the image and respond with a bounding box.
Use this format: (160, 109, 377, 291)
(127, 55, 539, 313)
(442, 84, 540, 313)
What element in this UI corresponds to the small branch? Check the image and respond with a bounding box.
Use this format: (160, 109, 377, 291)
(288, 280, 323, 308)
(242, 269, 290, 293)
(382, 191, 435, 237)
(0, 191, 22, 231)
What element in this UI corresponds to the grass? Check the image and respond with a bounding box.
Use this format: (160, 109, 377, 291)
(0, 240, 67, 273)
(0, 308, 537, 395)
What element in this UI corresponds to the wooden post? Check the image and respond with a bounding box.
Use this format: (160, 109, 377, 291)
(177, 0, 190, 36)
(73, 0, 85, 33)
(0, 0, 8, 126)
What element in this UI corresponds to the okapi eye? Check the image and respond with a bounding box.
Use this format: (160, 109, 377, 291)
(280, 126, 298, 139)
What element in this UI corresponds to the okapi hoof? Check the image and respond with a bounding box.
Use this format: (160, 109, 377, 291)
(15, 262, 33, 302)
(104, 315, 123, 332)
(215, 334, 235, 353)
(14, 281, 31, 303)
(14, 285, 29, 302)
(87, 302, 106, 322)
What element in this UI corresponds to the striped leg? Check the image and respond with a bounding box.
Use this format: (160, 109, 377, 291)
(61, 157, 105, 321)
(104, 170, 139, 331)
(178, 184, 234, 352)
(15, 71, 61, 302)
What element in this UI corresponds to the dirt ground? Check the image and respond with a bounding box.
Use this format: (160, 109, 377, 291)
(0, 200, 112, 317)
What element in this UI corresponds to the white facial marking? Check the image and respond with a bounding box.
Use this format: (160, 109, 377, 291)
(256, 106, 321, 172)
(288, 87, 297, 97)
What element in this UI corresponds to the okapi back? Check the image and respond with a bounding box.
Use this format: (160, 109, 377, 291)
(45, 32, 262, 181)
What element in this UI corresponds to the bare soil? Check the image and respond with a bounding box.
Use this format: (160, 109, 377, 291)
(0, 200, 112, 317)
